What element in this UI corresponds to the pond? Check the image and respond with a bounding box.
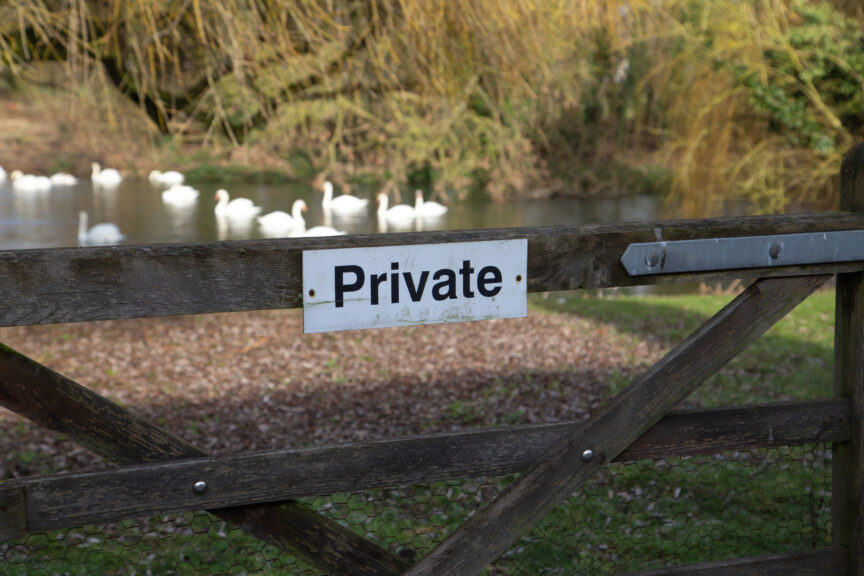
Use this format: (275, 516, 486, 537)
(0, 178, 666, 250)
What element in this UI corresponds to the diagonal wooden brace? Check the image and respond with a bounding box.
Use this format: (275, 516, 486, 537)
(406, 274, 830, 576)
(0, 343, 407, 576)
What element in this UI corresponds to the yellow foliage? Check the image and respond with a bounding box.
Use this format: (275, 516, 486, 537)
(1, 0, 860, 209)
(640, 0, 856, 215)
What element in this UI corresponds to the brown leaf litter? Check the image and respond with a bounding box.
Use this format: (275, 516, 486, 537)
(0, 308, 664, 479)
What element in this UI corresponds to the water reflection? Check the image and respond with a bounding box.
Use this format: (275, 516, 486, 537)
(0, 177, 666, 250)
(12, 187, 52, 220)
(215, 213, 258, 241)
(163, 200, 199, 236)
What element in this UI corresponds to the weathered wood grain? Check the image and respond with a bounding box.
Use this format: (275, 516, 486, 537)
(9, 399, 848, 531)
(0, 485, 25, 541)
(404, 275, 830, 576)
(0, 343, 407, 576)
(616, 397, 849, 461)
(833, 141, 864, 575)
(620, 546, 847, 575)
(0, 213, 861, 327)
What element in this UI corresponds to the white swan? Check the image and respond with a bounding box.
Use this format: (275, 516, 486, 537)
(78, 211, 124, 245)
(50, 172, 79, 186)
(91, 162, 123, 187)
(162, 184, 200, 205)
(257, 211, 293, 234)
(414, 190, 448, 217)
(289, 200, 346, 237)
(377, 192, 416, 222)
(214, 189, 262, 218)
(149, 169, 185, 186)
(257, 199, 306, 235)
(10, 170, 52, 192)
(303, 225, 347, 237)
(322, 180, 368, 214)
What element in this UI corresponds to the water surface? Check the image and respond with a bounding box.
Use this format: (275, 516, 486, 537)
(0, 179, 663, 250)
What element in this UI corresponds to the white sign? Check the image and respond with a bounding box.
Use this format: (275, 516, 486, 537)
(302, 239, 527, 333)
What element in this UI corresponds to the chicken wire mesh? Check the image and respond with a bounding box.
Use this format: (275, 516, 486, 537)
(0, 444, 831, 575)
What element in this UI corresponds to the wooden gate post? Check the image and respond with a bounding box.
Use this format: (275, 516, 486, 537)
(833, 142, 864, 575)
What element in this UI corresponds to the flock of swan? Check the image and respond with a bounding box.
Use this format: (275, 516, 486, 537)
(0, 166, 80, 193)
(218, 180, 449, 237)
(1, 163, 449, 246)
(2, 162, 119, 193)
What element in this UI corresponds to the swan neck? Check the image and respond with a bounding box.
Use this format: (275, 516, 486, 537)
(215, 191, 228, 212)
(291, 217, 306, 237)
(78, 212, 88, 241)
(292, 201, 304, 220)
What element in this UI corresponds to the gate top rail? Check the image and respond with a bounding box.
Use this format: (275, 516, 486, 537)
(1, 211, 862, 328)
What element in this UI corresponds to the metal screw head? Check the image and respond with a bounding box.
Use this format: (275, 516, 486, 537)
(192, 481, 208, 495)
(769, 243, 782, 260)
(581, 449, 594, 463)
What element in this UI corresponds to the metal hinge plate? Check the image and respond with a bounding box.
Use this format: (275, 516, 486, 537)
(620, 230, 864, 276)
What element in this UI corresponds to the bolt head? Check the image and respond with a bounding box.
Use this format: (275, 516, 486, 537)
(581, 449, 594, 463)
(645, 252, 660, 268)
(193, 481, 208, 495)
(769, 243, 782, 260)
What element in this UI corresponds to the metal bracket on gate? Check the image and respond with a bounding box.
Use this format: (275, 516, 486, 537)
(620, 230, 864, 276)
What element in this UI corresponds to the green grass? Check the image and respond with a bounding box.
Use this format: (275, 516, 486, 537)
(531, 288, 835, 406)
(496, 287, 834, 571)
(1, 288, 837, 574)
(183, 163, 297, 185)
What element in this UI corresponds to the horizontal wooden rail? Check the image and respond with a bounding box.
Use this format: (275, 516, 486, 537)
(620, 546, 847, 575)
(0, 212, 862, 327)
(1, 398, 847, 538)
(0, 340, 407, 575)
(405, 275, 829, 575)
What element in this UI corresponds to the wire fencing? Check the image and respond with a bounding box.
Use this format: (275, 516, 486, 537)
(1, 444, 830, 575)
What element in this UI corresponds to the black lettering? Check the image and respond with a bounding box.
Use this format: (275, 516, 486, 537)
(459, 260, 475, 298)
(371, 273, 388, 305)
(339, 261, 503, 309)
(403, 271, 430, 301)
(477, 266, 502, 297)
(390, 262, 400, 304)
(335, 265, 365, 308)
(432, 269, 457, 300)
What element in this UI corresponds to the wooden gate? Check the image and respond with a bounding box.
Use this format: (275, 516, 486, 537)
(1, 143, 864, 575)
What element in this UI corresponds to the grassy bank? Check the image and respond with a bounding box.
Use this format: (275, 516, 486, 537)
(534, 287, 835, 405)
(4, 1, 863, 208)
(0, 288, 836, 574)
